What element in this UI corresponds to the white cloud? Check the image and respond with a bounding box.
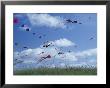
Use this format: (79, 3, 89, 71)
(27, 13, 66, 29)
(49, 38, 75, 47)
(23, 60, 37, 64)
(14, 37, 96, 69)
(14, 46, 97, 68)
(75, 48, 97, 58)
(64, 52, 77, 61)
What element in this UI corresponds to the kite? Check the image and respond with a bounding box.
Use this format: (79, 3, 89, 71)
(32, 33, 36, 35)
(14, 18, 19, 24)
(89, 37, 94, 40)
(23, 46, 28, 49)
(65, 19, 82, 24)
(58, 52, 64, 55)
(37, 55, 51, 64)
(66, 19, 73, 23)
(15, 42, 18, 46)
(73, 20, 77, 23)
(20, 24, 31, 31)
(39, 36, 42, 39)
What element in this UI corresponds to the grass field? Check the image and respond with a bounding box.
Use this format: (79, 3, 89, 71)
(14, 67, 97, 75)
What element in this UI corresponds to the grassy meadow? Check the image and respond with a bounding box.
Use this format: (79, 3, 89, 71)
(14, 67, 97, 75)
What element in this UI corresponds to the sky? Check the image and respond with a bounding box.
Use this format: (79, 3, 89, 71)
(13, 13, 97, 69)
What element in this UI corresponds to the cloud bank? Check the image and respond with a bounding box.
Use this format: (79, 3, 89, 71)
(14, 46, 97, 69)
(53, 38, 75, 47)
(14, 38, 96, 69)
(45, 38, 75, 47)
(75, 48, 97, 58)
(27, 13, 66, 29)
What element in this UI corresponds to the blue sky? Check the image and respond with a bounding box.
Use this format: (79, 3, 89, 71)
(13, 13, 97, 69)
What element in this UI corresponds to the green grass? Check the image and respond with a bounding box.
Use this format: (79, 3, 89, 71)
(14, 67, 97, 75)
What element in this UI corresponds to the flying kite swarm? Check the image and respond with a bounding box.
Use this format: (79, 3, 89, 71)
(14, 14, 95, 66)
